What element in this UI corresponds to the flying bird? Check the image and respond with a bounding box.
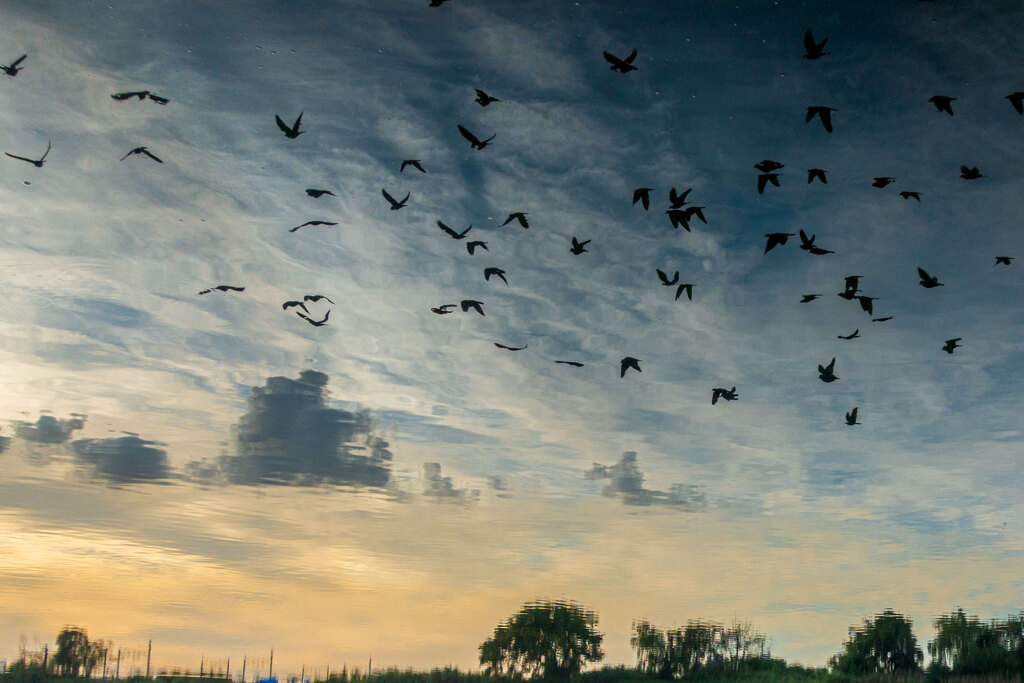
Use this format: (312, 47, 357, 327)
(800, 294, 822, 303)
(111, 90, 169, 104)
(570, 237, 590, 255)
(845, 407, 860, 426)
(1007, 92, 1024, 114)
(303, 294, 334, 305)
(501, 212, 529, 228)
(803, 29, 829, 59)
(764, 232, 795, 253)
(554, 360, 585, 367)
(276, 112, 304, 139)
(1, 54, 26, 76)
(818, 357, 839, 383)
(994, 256, 1014, 266)
(620, 356, 642, 377)
(289, 220, 337, 233)
(929, 95, 956, 115)
(711, 387, 738, 405)
(806, 106, 837, 132)
(431, 304, 456, 315)
(494, 342, 526, 351)
(757, 173, 781, 193)
(400, 159, 426, 173)
(198, 285, 245, 295)
(657, 269, 679, 286)
(119, 146, 162, 163)
(675, 284, 694, 301)
(843, 275, 862, 296)
(807, 168, 828, 184)
(603, 49, 638, 73)
(872, 177, 896, 188)
(918, 267, 943, 288)
(837, 329, 860, 340)
(282, 301, 310, 314)
(474, 88, 501, 106)
(872, 316, 893, 322)
(632, 187, 652, 210)
(458, 124, 495, 150)
(755, 160, 784, 172)
(960, 166, 983, 180)
(297, 310, 330, 327)
(799, 229, 833, 255)
(381, 188, 410, 210)
(428, 0, 452, 5)
(942, 338, 962, 354)
(306, 189, 336, 198)
(900, 191, 921, 201)
(484, 267, 508, 285)
(461, 300, 485, 315)
(668, 187, 692, 209)
(467, 240, 488, 254)
(5, 141, 51, 167)
(666, 210, 689, 230)
(857, 296, 877, 316)
(437, 220, 472, 239)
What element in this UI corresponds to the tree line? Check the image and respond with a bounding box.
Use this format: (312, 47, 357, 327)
(4, 605, 1023, 683)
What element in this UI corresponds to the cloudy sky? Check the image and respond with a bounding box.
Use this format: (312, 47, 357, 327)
(1, 0, 1023, 676)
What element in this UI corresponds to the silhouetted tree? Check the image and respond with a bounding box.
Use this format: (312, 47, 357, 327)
(479, 600, 603, 680)
(632, 619, 769, 679)
(54, 626, 91, 678)
(929, 609, 1023, 676)
(830, 609, 922, 675)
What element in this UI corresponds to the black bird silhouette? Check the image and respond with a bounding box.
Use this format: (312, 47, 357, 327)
(474, 88, 501, 106)
(843, 275, 862, 296)
(994, 256, 1014, 266)
(818, 357, 839, 382)
(675, 284, 694, 301)
(620, 356, 642, 377)
(458, 124, 495, 150)
(900, 191, 921, 201)
(467, 240, 488, 254)
(111, 90, 169, 104)
(484, 267, 508, 285)
(764, 232, 795, 253)
(5, 141, 51, 167)
(657, 269, 679, 286)
(929, 96, 956, 115)
(282, 300, 310, 314)
(872, 316, 893, 322)
(803, 29, 829, 59)
(806, 106, 837, 132)
(632, 187, 652, 210)
(306, 188, 336, 198)
(872, 177, 896, 188)
(845, 407, 860, 426)
(431, 304, 456, 315)
(501, 212, 529, 228)
(668, 187, 692, 208)
(837, 329, 860, 340)
(960, 166, 983, 180)
(381, 188, 410, 210)
(461, 300, 485, 315)
(755, 160, 784, 172)
(857, 296, 877, 316)
(437, 220, 472, 239)
(1007, 92, 1024, 114)
(807, 168, 828, 184)
(198, 285, 245, 295)
(428, 0, 452, 5)
(276, 112, 304, 139)
(711, 387, 738, 405)
(666, 210, 689, 230)
(289, 220, 337, 233)
(400, 159, 426, 173)
(494, 342, 526, 351)
(570, 237, 590, 255)
(757, 173, 781, 193)
(304, 294, 335, 305)
(604, 49, 638, 73)
(120, 146, 162, 163)
(800, 294, 822, 303)
(942, 338, 962, 354)
(918, 267, 943, 288)
(297, 310, 330, 327)
(799, 229, 833, 255)
(554, 360, 585, 367)
(1, 54, 26, 76)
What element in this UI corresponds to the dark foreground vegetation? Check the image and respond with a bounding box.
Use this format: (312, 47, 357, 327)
(3, 604, 1021, 683)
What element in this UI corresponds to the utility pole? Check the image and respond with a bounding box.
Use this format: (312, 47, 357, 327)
(367, 658, 371, 677)
(103, 648, 109, 679)
(241, 657, 246, 683)
(146, 641, 152, 679)
(42, 645, 48, 675)
(268, 650, 273, 680)
(325, 666, 330, 682)
(226, 659, 230, 679)
(116, 649, 122, 679)
(300, 666, 305, 683)
(200, 657, 205, 677)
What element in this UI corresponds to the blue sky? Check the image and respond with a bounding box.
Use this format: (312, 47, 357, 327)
(1, 0, 1022, 675)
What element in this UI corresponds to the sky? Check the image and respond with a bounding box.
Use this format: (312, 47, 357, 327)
(1, 0, 1023, 676)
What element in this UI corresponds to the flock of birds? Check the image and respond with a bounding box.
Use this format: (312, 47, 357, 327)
(3, 5, 1020, 428)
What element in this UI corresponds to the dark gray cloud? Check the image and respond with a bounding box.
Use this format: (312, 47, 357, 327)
(423, 462, 479, 503)
(0, 435, 9, 454)
(585, 452, 706, 510)
(197, 370, 393, 488)
(70, 435, 173, 485)
(15, 414, 86, 444)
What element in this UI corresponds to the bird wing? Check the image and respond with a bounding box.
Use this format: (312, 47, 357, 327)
(623, 49, 637, 64)
(399, 192, 410, 205)
(555, 361, 584, 367)
(757, 174, 768, 193)
(147, 93, 169, 104)
(275, 115, 291, 134)
(804, 29, 816, 53)
(826, 357, 836, 372)
(821, 109, 833, 132)
(603, 51, 623, 67)
(458, 125, 481, 146)
(142, 149, 163, 163)
(799, 229, 813, 247)
(917, 267, 931, 281)
(10, 55, 26, 68)
(5, 153, 32, 163)
(39, 141, 51, 162)
(805, 107, 816, 123)
(381, 188, 398, 206)
(112, 91, 142, 100)
(656, 269, 669, 284)
(292, 112, 303, 130)
(437, 220, 458, 237)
